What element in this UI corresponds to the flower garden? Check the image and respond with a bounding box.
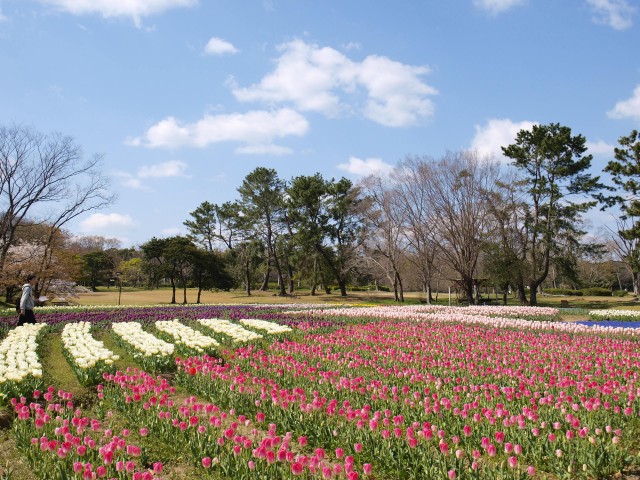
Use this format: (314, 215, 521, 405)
(1, 304, 639, 479)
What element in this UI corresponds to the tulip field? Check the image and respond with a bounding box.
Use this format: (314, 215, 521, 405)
(1, 304, 639, 479)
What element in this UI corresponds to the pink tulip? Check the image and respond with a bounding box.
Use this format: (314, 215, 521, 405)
(291, 462, 304, 475)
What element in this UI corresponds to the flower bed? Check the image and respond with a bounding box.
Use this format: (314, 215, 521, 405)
(239, 318, 292, 334)
(197, 318, 263, 343)
(155, 319, 219, 355)
(305, 306, 640, 337)
(102, 367, 365, 479)
(61, 321, 119, 385)
(589, 309, 640, 322)
(11, 386, 164, 479)
(176, 319, 639, 479)
(0, 324, 46, 401)
(295, 305, 560, 321)
(112, 322, 175, 371)
(2, 304, 640, 479)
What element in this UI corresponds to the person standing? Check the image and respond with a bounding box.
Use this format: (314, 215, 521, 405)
(18, 274, 37, 326)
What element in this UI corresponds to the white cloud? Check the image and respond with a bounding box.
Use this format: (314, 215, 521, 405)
(38, 0, 197, 27)
(138, 160, 190, 178)
(472, 0, 527, 15)
(608, 85, 640, 121)
(587, 140, 615, 156)
(204, 37, 239, 56)
(337, 156, 394, 177)
(0, 9, 8, 22)
(113, 171, 148, 190)
(232, 39, 436, 127)
(470, 118, 537, 160)
(586, 0, 635, 30)
(128, 108, 309, 149)
(234, 144, 293, 155)
(114, 161, 190, 190)
(79, 213, 136, 232)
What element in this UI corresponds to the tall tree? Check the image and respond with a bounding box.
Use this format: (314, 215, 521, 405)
(140, 237, 169, 290)
(286, 174, 328, 295)
(184, 201, 217, 252)
(0, 124, 114, 278)
(191, 249, 235, 303)
(392, 158, 442, 303)
(360, 174, 407, 302)
(423, 151, 500, 304)
(237, 168, 287, 296)
(600, 130, 640, 293)
(163, 236, 197, 304)
(322, 178, 366, 296)
(503, 123, 606, 305)
(81, 251, 114, 291)
(483, 174, 529, 304)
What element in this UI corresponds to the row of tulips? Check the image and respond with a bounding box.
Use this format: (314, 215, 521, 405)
(0, 304, 299, 332)
(111, 322, 175, 372)
(303, 306, 640, 337)
(589, 309, 640, 322)
(0, 323, 46, 402)
(197, 318, 263, 343)
(154, 320, 219, 355)
(174, 317, 639, 479)
(1, 302, 327, 318)
(11, 385, 164, 479)
(61, 322, 120, 385)
(100, 366, 367, 479)
(287, 305, 560, 322)
(111, 319, 292, 372)
(239, 318, 293, 334)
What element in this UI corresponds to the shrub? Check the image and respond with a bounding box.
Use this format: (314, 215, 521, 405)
(544, 288, 583, 296)
(612, 289, 629, 297)
(581, 287, 612, 297)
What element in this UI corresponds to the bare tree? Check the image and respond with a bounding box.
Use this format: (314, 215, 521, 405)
(360, 174, 408, 301)
(0, 124, 114, 293)
(392, 157, 443, 303)
(606, 216, 640, 295)
(423, 151, 500, 304)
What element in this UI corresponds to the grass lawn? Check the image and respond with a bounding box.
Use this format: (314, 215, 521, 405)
(72, 287, 640, 309)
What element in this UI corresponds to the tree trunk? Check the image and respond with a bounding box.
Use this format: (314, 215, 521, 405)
(197, 286, 202, 304)
(310, 257, 317, 296)
(338, 277, 347, 296)
(529, 285, 538, 306)
(464, 277, 475, 305)
(393, 277, 399, 302)
(395, 271, 404, 302)
(245, 262, 252, 296)
(170, 278, 176, 304)
(260, 266, 270, 291)
(287, 263, 295, 294)
(183, 285, 187, 304)
(516, 281, 528, 305)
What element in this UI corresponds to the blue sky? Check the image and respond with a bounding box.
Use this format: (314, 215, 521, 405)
(1, 0, 639, 246)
